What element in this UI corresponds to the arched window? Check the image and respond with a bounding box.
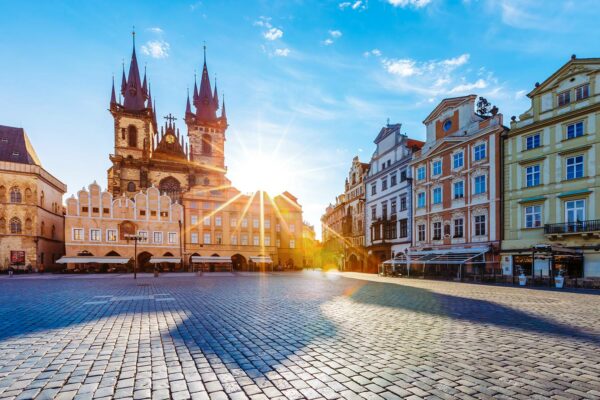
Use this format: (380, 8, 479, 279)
(40, 191, 45, 208)
(127, 182, 136, 192)
(25, 218, 32, 234)
(10, 217, 21, 234)
(159, 177, 181, 203)
(41, 221, 45, 236)
(25, 188, 32, 203)
(203, 177, 210, 186)
(10, 187, 21, 203)
(202, 134, 212, 155)
(128, 125, 138, 148)
(51, 225, 56, 239)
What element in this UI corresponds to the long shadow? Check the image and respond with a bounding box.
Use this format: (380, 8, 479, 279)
(0, 275, 338, 379)
(346, 278, 600, 345)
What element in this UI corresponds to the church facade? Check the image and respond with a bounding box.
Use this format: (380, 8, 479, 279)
(103, 36, 304, 270)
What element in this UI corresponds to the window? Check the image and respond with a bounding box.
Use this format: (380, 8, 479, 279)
(566, 155, 584, 180)
(191, 215, 198, 225)
(290, 239, 296, 248)
(203, 216, 211, 226)
(433, 222, 442, 240)
(203, 233, 211, 244)
(558, 90, 570, 107)
(417, 224, 425, 241)
(216, 233, 222, 245)
(265, 236, 271, 246)
(576, 84, 589, 101)
(475, 215, 486, 236)
(417, 166, 425, 181)
(264, 219, 271, 229)
(417, 192, 426, 208)
(203, 202, 211, 209)
(253, 236, 259, 246)
(191, 232, 199, 244)
(10, 187, 21, 203)
(202, 134, 212, 155)
(432, 187, 442, 204)
(390, 199, 397, 215)
(526, 165, 541, 187)
(153, 232, 163, 244)
(290, 224, 296, 233)
(400, 195, 407, 211)
(565, 199, 585, 225)
(474, 175, 487, 195)
(215, 216, 222, 227)
(443, 119, 452, 131)
(241, 234, 248, 245)
(381, 202, 387, 219)
(371, 206, 376, 220)
(454, 181, 464, 199)
(432, 160, 442, 176)
(526, 133, 541, 150)
(230, 217, 237, 227)
(73, 228, 83, 240)
(231, 235, 238, 245)
(168, 232, 177, 244)
(90, 229, 101, 242)
(400, 169, 407, 182)
(127, 181, 136, 192)
(253, 218, 259, 228)
(275, 223, 280, 232)
(525, 205, 542, 228)
(381, 178, 388, 191)
(128, 125, 137, 147)
(474, 143, 486, 161)
(371, 183, 376, 195)
(139, 210, 146, 217)
(454, 218, 464, 238)
(453, 152, 464, 169)
(138, 231, 148, 242)
(390, 173, 397, 187)
(242, 218, 248, 228)
(566, 122, 584, 139)
(107, 229, 117, 242)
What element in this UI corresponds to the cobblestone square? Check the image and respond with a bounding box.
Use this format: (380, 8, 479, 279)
(0, 272, 599, 400)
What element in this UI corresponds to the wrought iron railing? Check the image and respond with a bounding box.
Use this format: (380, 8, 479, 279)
(544, 219, 600, 234)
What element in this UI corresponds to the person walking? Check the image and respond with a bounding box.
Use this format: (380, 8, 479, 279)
(8, 266, 14, 277)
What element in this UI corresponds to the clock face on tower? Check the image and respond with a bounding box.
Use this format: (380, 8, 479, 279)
(166, 134, 175, 144)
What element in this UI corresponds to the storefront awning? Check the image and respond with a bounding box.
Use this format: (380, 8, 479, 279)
(191, 256, 232, 264)
(149, 257, 181, 264)
(249, 256, 273, 264)
(56, 256, 131, 264)
(388, 247, 489, 265)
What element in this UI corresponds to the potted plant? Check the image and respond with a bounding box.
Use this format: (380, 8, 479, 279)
(555, 269, 565, 289)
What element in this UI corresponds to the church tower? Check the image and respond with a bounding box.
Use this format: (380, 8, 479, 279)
(184, 47, 228, 186)
(107, 31, 158, 196)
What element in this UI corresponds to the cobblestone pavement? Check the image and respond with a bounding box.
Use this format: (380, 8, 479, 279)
(0, 271, 599, 400)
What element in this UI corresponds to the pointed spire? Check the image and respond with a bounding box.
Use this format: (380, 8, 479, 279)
(185, 87, 192, 115)
(221, 93, 227, 120)
(212, 76, 219, 110)
(196, 43, 217, 121)
(122, 28, 146, 111)
(193, 72, 199, 103)
(153, 99, 158, 127)
(120, 61, 127, 95)
(142, 65, 148, 98)
(110, 75, 117, 106)
(147, 83, 153, 106)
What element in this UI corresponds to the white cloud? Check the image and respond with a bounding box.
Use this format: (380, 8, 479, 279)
(254, 16, 272, 28)
(148, 27, 163, 34)
(339, 1, 367, 10)
(274, 48, 290, 57)
(329, 30, 343, 38)
(264, 27, 283, 41)
(515, 89, 527, 99)
(448, 79, 488, 93)
(323, 30, 342, 45)
(383, 59, 419, 77)
(323, 38, 334, 46)
(363, 48, 382, 57)
(387, 0, 432, 8)
(141, 40, 170, 59)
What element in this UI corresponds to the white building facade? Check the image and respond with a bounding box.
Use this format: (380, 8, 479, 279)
(365, 123, 424, 269)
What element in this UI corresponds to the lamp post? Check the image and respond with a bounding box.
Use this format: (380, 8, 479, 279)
(124, 234, 144, 279)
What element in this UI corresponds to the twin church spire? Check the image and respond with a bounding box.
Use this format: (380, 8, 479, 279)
(111, 33, 226, 126)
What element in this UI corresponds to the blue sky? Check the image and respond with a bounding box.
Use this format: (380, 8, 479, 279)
(0, 0, 598, 236)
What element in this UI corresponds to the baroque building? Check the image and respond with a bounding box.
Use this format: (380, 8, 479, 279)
(502, 56, 600, 279)
(364, 123, 424, 271)
(408, 95, 506, 278)
(342, 157, 369, 271)
(103, 35, 304, 271)
(320, 194, 346, 269)
(0, 125, 66, 271)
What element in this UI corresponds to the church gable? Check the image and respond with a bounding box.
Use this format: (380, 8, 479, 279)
(152, 114, 187, 161)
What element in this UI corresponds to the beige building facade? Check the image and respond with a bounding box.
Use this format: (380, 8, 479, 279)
(0, 125, 66, 272)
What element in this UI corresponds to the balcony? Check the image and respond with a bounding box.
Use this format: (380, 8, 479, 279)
(545, 219, 600, 240)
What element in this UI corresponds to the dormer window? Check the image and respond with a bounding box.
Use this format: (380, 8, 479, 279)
(576, 84, 589, 101)
(443, 119, 452, 132)
(558, 90, 570, 107)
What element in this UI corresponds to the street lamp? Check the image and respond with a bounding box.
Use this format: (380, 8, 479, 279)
(124, 234, 144, 279)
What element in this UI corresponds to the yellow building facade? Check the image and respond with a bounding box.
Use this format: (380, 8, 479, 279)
(502, 56, 600, 279)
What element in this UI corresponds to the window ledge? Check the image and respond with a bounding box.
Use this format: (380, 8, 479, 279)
(561, 134, 587, 143)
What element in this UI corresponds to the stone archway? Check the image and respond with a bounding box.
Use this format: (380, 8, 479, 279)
(348, 254, 360, 272)
(137, 251, 153, 273)
(231, 254, 247, 271)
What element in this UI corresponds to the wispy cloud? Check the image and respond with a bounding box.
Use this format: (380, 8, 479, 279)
(147, 27, 163, 34)
(274, 48, 290, 57)
(141, 40, 170, 58)
(339, 1, 367, 10)
(264, 27, 283, 41)
(387, 0, 432, 8)
(322, 30, 342, 45)
(363, 48, 382, 57)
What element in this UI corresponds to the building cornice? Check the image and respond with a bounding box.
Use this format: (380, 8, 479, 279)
(507, 102, 600, 137)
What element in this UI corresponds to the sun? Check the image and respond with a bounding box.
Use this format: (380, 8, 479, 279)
(229, 148, 295, 195)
